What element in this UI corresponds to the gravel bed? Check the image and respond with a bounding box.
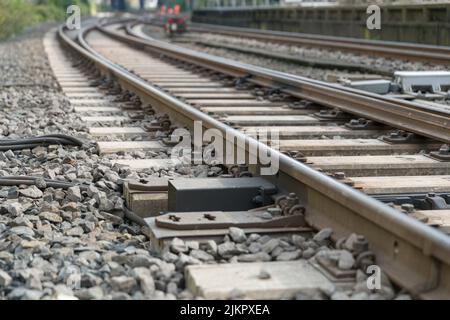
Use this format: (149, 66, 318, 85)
(0, 26, 411, 300)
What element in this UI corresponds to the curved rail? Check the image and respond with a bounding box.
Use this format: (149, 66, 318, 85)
(112, 20, 450, 143)
(58, 20, 450, 298)
(189, 23, 450, 66)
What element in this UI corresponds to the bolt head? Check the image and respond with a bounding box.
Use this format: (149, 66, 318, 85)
(335, 172, 346, 180)
(356, 235, 366, 241)
(401, 203, 415, 213)
(390, 132, 399, 138)
(267, 207, 282, 216)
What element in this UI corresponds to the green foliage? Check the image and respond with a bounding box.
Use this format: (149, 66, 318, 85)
(0, 0, 91, 40)
(1, 0, 28, 39)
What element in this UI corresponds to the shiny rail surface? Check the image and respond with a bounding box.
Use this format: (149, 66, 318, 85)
(57, 19, 450, 299)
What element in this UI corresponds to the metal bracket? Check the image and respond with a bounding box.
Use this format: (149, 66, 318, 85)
(107, 83, 122, 95)
(336, 234, 369, 256)
(234, 74, 252, 87)
(144, 115, 173, 132)
(155, 208, 306, 230)
(314, 234, 374, 281)
(398, 203, 441, 225)
(127, 112, 145, 120)
(267, 87, 282, 96)
(168, 177, 278, 212)
(98, 78, 114, 90)
(314, 255, 357, 281)
(282, 151, 308, 163)
(355, 251, 376, 271)
(126, 178, 170, 192)
(393, 71, 450, 94)
(289, 101, 320, 110)
(228, 165, 253, 177)
(428, 144, 450, 161)
(345, 118, 385, 130)
(126, 94, 142, 107)
(380, 130, 421, 144)
(264, 87, 289, 102)
(114, 91, 133, 102)
(252, 187, 279, 207)
(161, 135, 181, 146)
(89, 75, 104, 87)
(314, 108, 351, 120)
(373, 192, 450, 209)
(324, 172, 356, 187)
(275, 193, 306, 216)
(423, 193, 450, 210)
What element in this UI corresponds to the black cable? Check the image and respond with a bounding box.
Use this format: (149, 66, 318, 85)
(0, 176, 89, 191)
(123, 206, 146, 226)
(41, 134, 84, 146)
(0, 134, 84, 151)
(0, 135, 83, 146)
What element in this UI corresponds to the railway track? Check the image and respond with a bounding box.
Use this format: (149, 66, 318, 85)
(52, 18, 450, 299)
(140, 22, 393, 77)
(188, 23, 450, 66)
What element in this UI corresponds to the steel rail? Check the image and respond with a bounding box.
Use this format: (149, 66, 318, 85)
(58, 21, 450, 298)
(131, 21, 450, 117)
(131, 21, 450, 121)
(130, 21, 450, 120)
(104, 21, 450, 144)
(131, 21, 394, 77)
(189, 22, 450, 54)
(188, 22, 450, 66)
